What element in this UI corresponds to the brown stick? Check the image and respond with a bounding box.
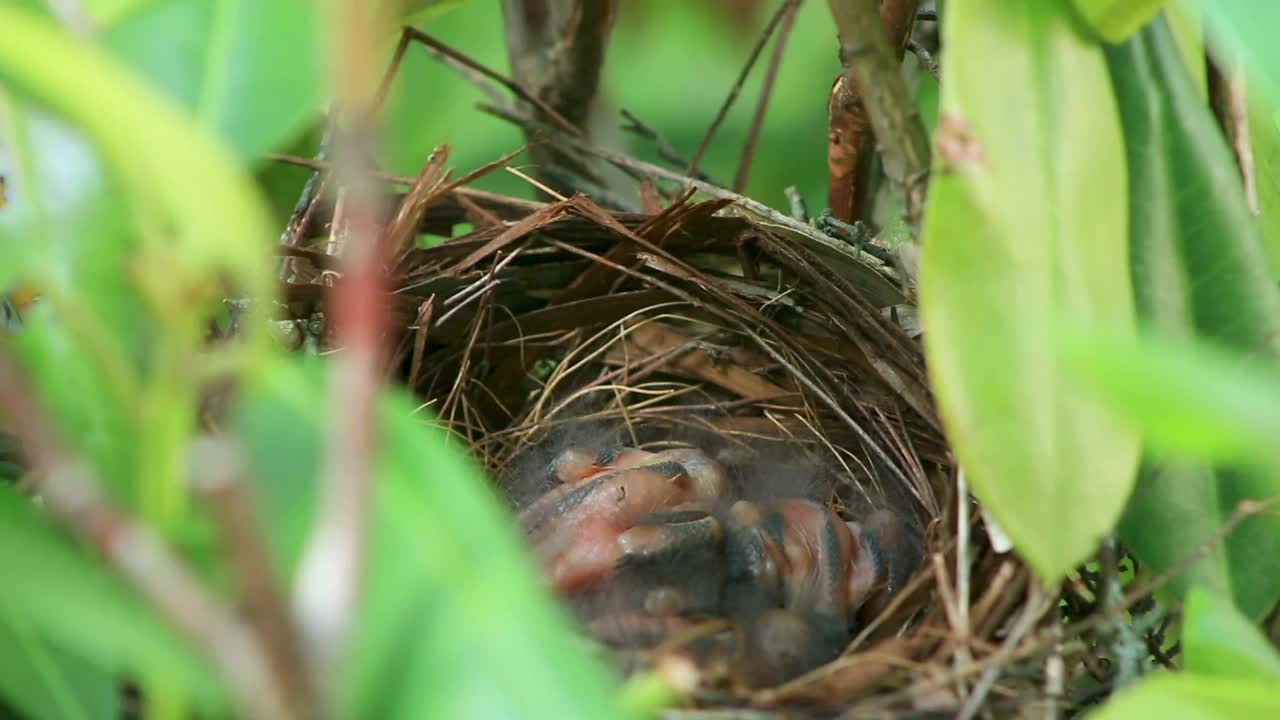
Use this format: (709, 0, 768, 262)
(292, 0, 391, 684)
(825, 0, 927, 229)
(734, 0, 801, 193)
(686, 0, 794, 178)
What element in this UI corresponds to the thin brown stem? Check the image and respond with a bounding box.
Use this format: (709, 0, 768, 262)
(734, 0, 801, 193)
(686, 0, 794, 178)
(292, 0, 391, 685)
(404, 26, 584, 138)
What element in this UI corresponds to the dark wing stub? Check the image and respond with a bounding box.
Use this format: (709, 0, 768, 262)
(515, 444, 923, 687)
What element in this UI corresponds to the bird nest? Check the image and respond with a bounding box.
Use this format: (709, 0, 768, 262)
(279, 177, 1054, 715)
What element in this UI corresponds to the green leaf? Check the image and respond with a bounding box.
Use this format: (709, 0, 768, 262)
(1058, 329, 1280, 467)
(1058, 328, 1280, 614)
(1109, 18, 1280, 354)
(1252, 98, 1280, 277)
(232, 357, 628, 720)
(82, 0, 162, 26)
(1088, 672, 1280, 720)
(0, 96, 115, 292)
(0, 617, 118, 720)
(0, 97, 145, 504)
(0, 3, 275, 317)
(1165, 0, 1205, 96)
(1183, 587, 1280, 681)
(1201, 0, 1280, 111)
(1105, 17, 1280, 617)
(103, 0, 323, 161)
(919, 0, 1139, 583)
(1071, 0, 1167, 43)
(0, 486, 220, 708)
(0, 5, 280, 528)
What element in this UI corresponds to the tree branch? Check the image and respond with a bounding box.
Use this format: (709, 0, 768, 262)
(501, 0, 619, 193)
(825, 0, 929, 232)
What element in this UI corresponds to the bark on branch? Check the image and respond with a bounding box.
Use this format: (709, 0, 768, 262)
(825, 0, 929, 232)
(501, 1, 619, 192)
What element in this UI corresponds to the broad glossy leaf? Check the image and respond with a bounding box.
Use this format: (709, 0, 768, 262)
(1071, 0, 1166, 43)
(1088, 673, 1280, 720)
(0, 486, 220, 708)
(1106, 18, 1280, 617)
(232, 357, 627, 720)
(920, 0, 1138, 583)
(0, 617, 118, 720)
(1183, 587, 1280, 681)
(103, 0, 322, 161)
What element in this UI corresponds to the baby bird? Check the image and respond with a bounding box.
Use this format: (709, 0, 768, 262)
(519, 446, 729, 593)
(515, 443, 923, 686)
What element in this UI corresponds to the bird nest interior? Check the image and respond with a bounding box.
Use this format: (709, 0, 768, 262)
(279, 177, 1054, 716)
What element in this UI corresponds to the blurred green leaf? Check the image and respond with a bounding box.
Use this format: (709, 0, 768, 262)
(0, 5, 280, 526)
(1110, 18, 1280, 352)
(1059, 328, 1280, 469)
(1202, 0, 1280, 110)
(1165, 0, 1205, 95)
(233, 357, 628, 720)
(0, 98, 144, 504)
(1071, 0, 1166, 43)
(0, 97, 114, 292)
(103, 0, 323, 161)
(1252, 98, 1280, 277)
(1183, 587, 1280, 681)
(0, 617, 118, 720)
(82, 0, 161, 26)
(1105, 17, 1280, 617)
(0, 486, 220, 709)
(0, 3, 275, 315)
(919, 0, 1139, 584)
(1089, 672, 1280, 719)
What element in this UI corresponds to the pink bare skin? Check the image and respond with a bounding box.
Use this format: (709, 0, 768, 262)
(518, 446, 725, 535)
(533, 462, 725, 593)
(772, 499, 861, 619)
(740, 500, 914, 622)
